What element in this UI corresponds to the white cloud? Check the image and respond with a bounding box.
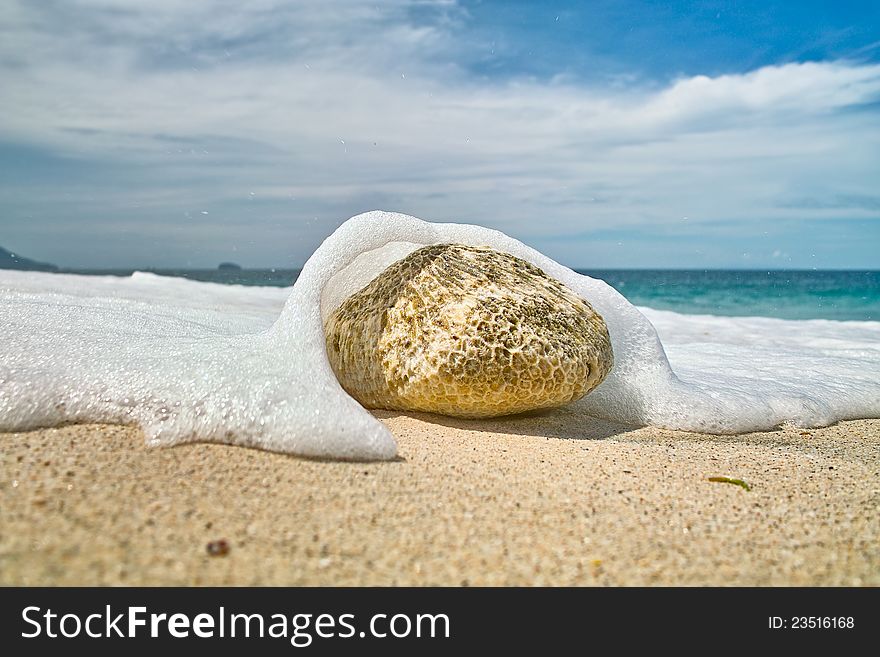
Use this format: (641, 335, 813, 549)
(0, 0, 878, 267)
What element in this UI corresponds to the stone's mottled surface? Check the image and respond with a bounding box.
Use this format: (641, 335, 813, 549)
(324, 244, 613, 418)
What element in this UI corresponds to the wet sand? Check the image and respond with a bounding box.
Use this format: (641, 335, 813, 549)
(1, 411, 877, 585)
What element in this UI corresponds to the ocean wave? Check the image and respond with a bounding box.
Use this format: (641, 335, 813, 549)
(1, 211, 879, 459)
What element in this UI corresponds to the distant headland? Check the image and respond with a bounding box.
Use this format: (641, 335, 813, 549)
(0, 246, 58, 272)
(217, 262, 242, 271)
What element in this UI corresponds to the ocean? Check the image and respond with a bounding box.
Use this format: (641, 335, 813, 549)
(67, 268, 880, 321)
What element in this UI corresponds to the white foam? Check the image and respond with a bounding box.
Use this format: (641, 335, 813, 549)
(1, 211, 879, 459)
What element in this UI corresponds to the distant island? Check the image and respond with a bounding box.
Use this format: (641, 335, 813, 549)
(217, 262, 242, 271)
(0, 246, 58, 272)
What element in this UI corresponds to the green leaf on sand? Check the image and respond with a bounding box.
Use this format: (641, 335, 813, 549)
(708, 476, 752, 491)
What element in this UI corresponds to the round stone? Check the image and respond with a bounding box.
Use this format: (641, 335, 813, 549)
(324, 244, 613, 418)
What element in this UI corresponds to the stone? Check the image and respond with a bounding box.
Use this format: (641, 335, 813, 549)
(324, 244, 613, 418)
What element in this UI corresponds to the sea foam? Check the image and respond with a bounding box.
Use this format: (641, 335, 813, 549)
(1, 211, 879, 459)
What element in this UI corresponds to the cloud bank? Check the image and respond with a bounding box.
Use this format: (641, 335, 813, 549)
(1, 0, 878, 268)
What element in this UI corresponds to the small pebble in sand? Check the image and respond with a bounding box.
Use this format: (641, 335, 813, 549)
(206, 539, 230, 556)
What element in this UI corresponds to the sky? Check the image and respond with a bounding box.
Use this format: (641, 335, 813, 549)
(1, 0, 879, 269)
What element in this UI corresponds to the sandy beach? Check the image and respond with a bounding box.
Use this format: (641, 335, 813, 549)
(1, 411, 877, 586)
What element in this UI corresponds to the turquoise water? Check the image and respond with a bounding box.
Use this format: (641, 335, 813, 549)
(578, 270, 880, 321)
(67, 268, 880, 321)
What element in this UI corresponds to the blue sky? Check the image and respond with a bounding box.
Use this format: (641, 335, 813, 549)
(1, 0, 878, 268)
